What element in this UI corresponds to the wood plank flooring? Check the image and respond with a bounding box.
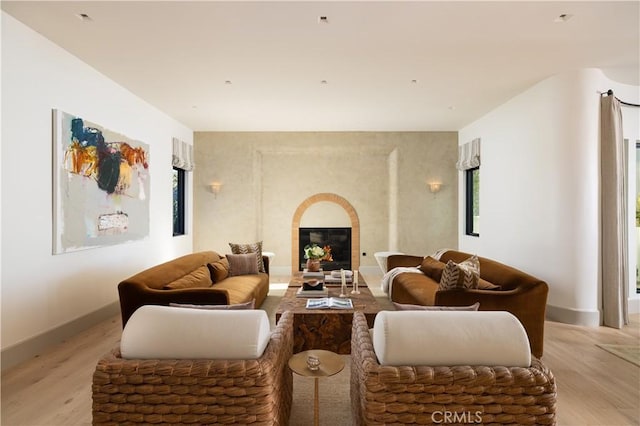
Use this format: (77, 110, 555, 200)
(2, 273, 639, 425)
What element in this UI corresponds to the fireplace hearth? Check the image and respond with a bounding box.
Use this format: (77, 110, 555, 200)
(298, 227, 352, 271)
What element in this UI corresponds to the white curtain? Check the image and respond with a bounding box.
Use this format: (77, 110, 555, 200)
(456, 138, 481, 170)
(172, 138, 194, 171)
(600, 94, 629, 329)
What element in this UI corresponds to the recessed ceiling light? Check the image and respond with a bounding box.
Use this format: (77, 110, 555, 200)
(318, 16, 329, 24)
(76, 13, 93, 22)
(554, 13, 573, 23)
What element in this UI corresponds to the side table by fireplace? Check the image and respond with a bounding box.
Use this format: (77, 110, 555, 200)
(275, 273, 385, 354)
(288, 349, 345, 426)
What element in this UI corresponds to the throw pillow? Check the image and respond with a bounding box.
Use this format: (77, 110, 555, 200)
(478, 278, 500, 290)
(438, 255, 480, 291)
(207, 258, 230, 283)
(229, 241, 265, 273)
(163, 265, 213, 290)
(393, 302, 480, 311)
(170, 299, 256, 310)
(419, 256, 446, 282)
(227, 253, 259, 276)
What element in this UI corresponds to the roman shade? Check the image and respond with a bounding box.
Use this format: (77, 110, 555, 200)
(456, 137, 481, 170)
(172, 137, 194, 171)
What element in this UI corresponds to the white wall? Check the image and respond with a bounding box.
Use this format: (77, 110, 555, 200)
(1, 13, 194, 356)
(193, 132, 459, 274)
(459, 68, 640, 326)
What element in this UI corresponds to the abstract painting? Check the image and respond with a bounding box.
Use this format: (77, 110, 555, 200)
(53, 110, 150, 253)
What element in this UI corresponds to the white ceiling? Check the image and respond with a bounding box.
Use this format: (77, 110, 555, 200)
(2, 1, 639, 131)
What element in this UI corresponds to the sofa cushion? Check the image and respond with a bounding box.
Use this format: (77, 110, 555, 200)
(163, 265, 212, 290)
(439, 255, 480, 290)
(391, 272, 439, 305)
(213, 274, 269, 306)
(229, 241, 265, 273)
(419, 256, 446, 282)
(227, 253, 259, 276)
(393, 301, 480, 311)
(170, 299, 255, 310)
(207, 258, 230, 283)
(120, 305, 271, 359)
(372, 310, 531, 367)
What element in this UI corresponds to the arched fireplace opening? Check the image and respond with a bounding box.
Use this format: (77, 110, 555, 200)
(291, 193, 360, 274)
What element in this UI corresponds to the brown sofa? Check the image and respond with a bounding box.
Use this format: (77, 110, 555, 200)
(118, 251, 269, 327)
(387, 250, 548, 358)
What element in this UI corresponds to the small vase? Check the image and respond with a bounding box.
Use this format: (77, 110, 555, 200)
(307, 354, 320, 371)
(306, 258, 321, 272)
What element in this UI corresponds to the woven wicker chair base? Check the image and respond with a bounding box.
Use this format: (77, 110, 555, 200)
(350, 312, 557, 425)
(92, 311, 294, 425)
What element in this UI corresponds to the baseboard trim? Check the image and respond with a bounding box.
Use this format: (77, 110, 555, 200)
(545, 304, 600, 327)
(1, 301, 120, 372)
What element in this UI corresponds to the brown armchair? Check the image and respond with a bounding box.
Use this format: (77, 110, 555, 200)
(387, 250, 548, 358)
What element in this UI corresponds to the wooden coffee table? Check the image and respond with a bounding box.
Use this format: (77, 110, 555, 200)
(275, 273, 385, 354)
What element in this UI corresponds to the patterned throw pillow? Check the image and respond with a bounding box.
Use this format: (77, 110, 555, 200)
(226, 253, 259, 276)
(438, 255, 480, 290)
(229, 241, 265, 273)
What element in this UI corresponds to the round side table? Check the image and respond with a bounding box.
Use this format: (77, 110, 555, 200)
(288, 349, 345, 426)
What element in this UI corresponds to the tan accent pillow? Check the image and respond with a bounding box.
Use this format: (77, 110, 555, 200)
(163, 265, 212, 290)
(227, 253, 259, 276)
(229, 241, 265, 273)
(419, 256, 446, 282)
(207, 258, 230, 283)
(478, 278, 500, 290)
(438, 255, 480, 291)
(393, 302, 480, 311)
(170, 299, 255, 310)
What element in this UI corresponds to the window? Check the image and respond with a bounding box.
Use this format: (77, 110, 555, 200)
(173, 167, 185, 236)
(465, 166, 479, 236)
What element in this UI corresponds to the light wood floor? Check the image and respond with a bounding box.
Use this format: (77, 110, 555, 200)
(2, 273, 639, 425)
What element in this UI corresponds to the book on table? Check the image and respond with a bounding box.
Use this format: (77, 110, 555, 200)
(305, 297, 354, 309)
(302, 269, 325, 278)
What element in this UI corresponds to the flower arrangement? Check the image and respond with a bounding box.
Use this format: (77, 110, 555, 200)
(304, 244, 333, 261)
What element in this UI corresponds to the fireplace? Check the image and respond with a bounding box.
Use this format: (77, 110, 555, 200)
(298, 227, 352, 271)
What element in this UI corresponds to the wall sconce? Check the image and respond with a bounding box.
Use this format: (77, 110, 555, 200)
(210, 182, 222, 198)
(427, 182, 442, 193)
